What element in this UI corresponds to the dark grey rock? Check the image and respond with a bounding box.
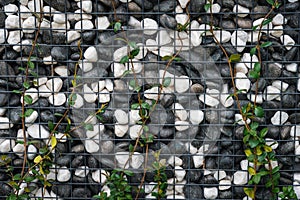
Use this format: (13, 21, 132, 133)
(281, 122, 292, 139)
(0, 0, 15, 6)
(286, 14, 299, 28)
(217, 0, 234, 8)
(71, 156, 84, 168)
(153, 0, 176, 12)
(237, 0, 257, 8)
(3, 50, 18, 60)
(160, 14, 177, 30)
(264, 63, 281, 78)
(87, 156, 99, 169)
(266, 126, 279, 139)
(51, 46, 70, 62)
(218, 154, 234, 169)
(205, 110, 219, 123)
(234, 17, 252, 29)
(220, 20, 236, 29)
(281, 70, 297, 85)
(280, 2, 299, 12)
(262, 101, 281, 119)
(44, 0, 71, 12)
(8, 108, 22, 124)
(42, 30, 66, 44)
(161, 94, 176, 108)
(32, 98, 49, 108)
(205, 157, 217, 169)
(56, 155, 72, 166)
(99, 0, 119, 7)
(184, 185, 203, 199)
(251, 6, 269, 19)
(203, 175, 218, 184)
(93, 2, 107, 13)
(289, 113, 300, 124)
(255, 189, 273, 200)
(277, 142, 294, 155)
(187, 169, 203, 183)
(283, 25, 299, 41)
(82, 31, 96, 42)
(133, 0, 153, 10)
(189, 0, 206, 14)
(219, 190, 233, 199)
(285, 47, 298, 62)
(0, 88, 9, 106)
(0, 9, 5, 27)
(0, 183, 12, 196)
(52, 184, 71, 197)
(278, 155, 294, 166)
(159, 128, 174, 138)
(0, 62, 15, 82)
(251, 78, 266, 92)
(40, 110, 56, 122)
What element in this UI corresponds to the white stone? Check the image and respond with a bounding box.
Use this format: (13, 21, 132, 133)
(199, 94, 219, 107)
(5, 15, 21, 28)
(75, 166, 89, 178)
(233, 171, 248, 185)
(235, 114, 250, 125)
(0, 29, 8, 44)
(40, 20, 51, 29)
(146, 39, 158, 51)
(22, 88, 39, 105)
(105, 79, 114, 92)
(13, 39, 31, 52)
(92, 169, 108, 184)
(69, 94, 83, 109)
(272, 80, 289, 91)
(214, 170, 227, 181)
(13, 143, 25, 157)
(74, 9, 92, 21)
(27, 124, 49, 139)
(253, 18, 273, 34)
(156, 29, 172, 46)
(0, 108, 6, 116)
(220, 84, 234, 108)
(175, 13, 189, 26)
(98, 89, 110, 103)
(8, 30, 23, 45)
(272, 14, 286, 26)
(175, 180, 186, 194)
(79, 59, 93, 72)
(271, 111, 288, 125)
(264, 160, 278, 170)
(298, 76, 300, 92)
(0, 117, 13, 129)
(235, 72, 251, 92)
(115, 124, 128, 137)
(38, 85, 51, 97)
(25, 110, 38, 125)
(126, 60, 143, 74)
(28, 0, 43, 13)
(294, 181, 300, 199)
(294, 173, 300, 183)
(129, 110, 141, 124)
(115, 109, 129, 124)
(144, 87, 160, 100)
(204, 187, 218, 199)
(167, 195, 185, 199)
(27, 144, 37, 160)
(115, 152, 130, 169)
(22, 16, 36, 33)
(75, 20, 94, 30)
(53, 13, 66, 24)
(77, 0, 92, 13)
(91, 81, 105, 92)
(233, 4, 249, 17)
(159, 70, 175, 87)
(145, 182, 156, 194)
(152, 45, 174, 57)
(128, 16, 140, 28)
(112, 63, 127, 78)
(174, 76, 190, 93)
(20, 0, 28, 5)
(16, 129, 28, 140)
(19, 5, 32, 19)
(43, 55, 57, 65)
(271, 25, 283, 38)
(134, 43, 147, 60)
(54, 65, 68, 76)
(190, 20, 202, 47)
(214, 30, 231, 43)
(43, 6, 57, 17)
(288, 0, 299, 2)
(83, 84, 97, 103)
(4, 4, 18, 15)
(193, 152, 204, 168)
(175, 120, 189, 131)
(291, 126, 300, 137)
(57, 166, 71, 182)
(241, 53, 259, 69)
(280, 35, 295, 50)
(247, 31, 260, 43)
(85, 139, 99, 153)
(265, 138, 278, 149)
(208, 3, 221, 13)
(141, 18, 158, 35)
(96, 16, 110, 30)
(172, 103, 187, 121)
(84, 46, 98, 62)
(67, 31, 80, 43)
(178, 0, 189, 8)
(46, 78, 63, 92)
(113, 46, 128, 62)
(186, 142, 198, 154)
(219, 179, 232, 190)
(86, 124, 105, 138)
(189, 110, 204, 125)
(167, 156, 183, 166)
(51, 21, 70, 32)
(174, 166, 186, 182)
(0, 139, 14, 152)
(231, 30, 248, 52)
(286, 63, 298, 72)
(263, 86, 280, 101)
(240, 159, 250, 171)
(131, 152, 143, 169)
(48, 93, 66, 106)
(129, 125, 143, 139)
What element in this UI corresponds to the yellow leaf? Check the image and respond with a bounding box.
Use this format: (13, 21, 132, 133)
(264, 145, 273, 152)
(244, 187, 255, 199)
(248, 166, 256, 176)
(256, 146, 262, 155)
(51, 136, 57, 149)
(244, 149, 252, 157)
(33, 155, 42, 164)
(66, 117, 71, 125)
(39, 165, 44, 175)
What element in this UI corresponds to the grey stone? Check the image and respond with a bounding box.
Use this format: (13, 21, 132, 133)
(279, 2, 299, 12)
(8, 108, 21, 124)
(52, 184, 71, 198)
(0, 62, 15, 82)
(237, 0, 257, 8)
(40, 110, 56, 123)
(160, 14, 177, 30)
(133, 0, 153, 10)
(51, 47, 70, 62)
(44, 0, 71, 12)
(251, 6, 269, 19)
(220, 20, 236, 29)
(153, 0, 176, 12)
(265, 63, 282, 78)
(234, 17, 252, 29)
(0, 9, 5, 28)
(281, 123, 292, 139)
(184, 185, 203, 199)
(285, 47, 298, 62)
(56, 156, 72, 166)
(0, 183, 12, 196)
(277, 142, 294, 155)
(0, 88, 9, 106)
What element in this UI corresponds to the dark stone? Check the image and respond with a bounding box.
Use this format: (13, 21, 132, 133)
(44, 0, 71, 12)
(218, 154, 233, 169)
(42, 30, 66, 44)
(251, 78, 266, 92)
(0, 0, 15, 6)
(233, 186, 245, 198)
(0, 9, 5, 27)
(73, 175, 86, 183)
(262, 101, 281, 119)
(289, 113, 300, 124)
(0, 183, 12, 196)
(99, 0, 119, 7)
(234, 17, 252, 29)
(279, 2, 299, 12)
(3, 50, 18, 60)
(31, 98, 49, 108)
(133, 0, 153, 10)
(159, 128, 174, 138)
(40, 110, 56, 123)
(0, 88, 9, 106)
(71, 155, 84, 168)
(281, 70, 297, 85)
(277, 142, 294, 155)
(8, 108, 22, 124)
(93, 2, 107, 13)
(283, 25, 299, 41)
(219, 190, 233, 199)
(285, 47, 298, 62)
(278, 155, 294, 166)
(286, 14, 299, 28)
(217, 0, 234, 8)
(184, 185, 203, 199)
(187, 169, 203, 183)
(281, 123, 292, 139)
(51, 46, 70, 62)
(280, 176, 293, 185)
(160, 14, 177, 30)
(205, 157, 217, 169)
(237, 0, 257, 8)
(52, 184, 71, 197)
(266, 126, 280, 139)
(0, 62, 15, 82)
(71, 53, 80, 60)
(161, 94, 176, 108)
(252, 6, 269, 19)
(203, 175, 218, 184)
(255, 189, 273, 200)
(56, 155, 72, 166)
(189, 0, 206, 14)
(220, 20, 236, 30)
(82, 31, 96, 42)
(87, 156, 99, 169)
(264, 63, 281, 78)
(114, 5, 127, 24)
(153, 0, 176, 12)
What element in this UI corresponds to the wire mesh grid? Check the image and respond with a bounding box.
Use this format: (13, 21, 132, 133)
(0, 0, 299, 199)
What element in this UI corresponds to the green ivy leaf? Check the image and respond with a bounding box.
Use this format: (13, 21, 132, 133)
(253, 62, 261, 72)
(24, 95, 33, 104)
(249, 139, 260, 148)
(262, 19, 273, 26)
(123, 170, 134, 176)
(120, 55, 129, 64)
(128, 41, 137, 49)
(163, 77, 171, 87)
(261, 41, 272, 48)
(204, 3, 212, 12)
(24, 176, 35, 183)
(129, 79, 137, 88)
(28, 61, 35, 69)
(131, 103, 139, 110)
(229, 54, 241, 62)
(252, 174, 261, 184)
(114, 22, 121, 33)
(250, 122, 259, 130)
(24, 108, 34, 117)
(48, 121, 54, 131)
(266, 0, 274, 6)
(249, 70, 259, 79)
(130, 48, 140, 57)
(23, 81, 30, 89)
(254, 106, 264, 117)
(250, 47, 257, 56)
(252, 25, 259, 31)
(84, 123, 94, 131)
(259, 127, 268, 137)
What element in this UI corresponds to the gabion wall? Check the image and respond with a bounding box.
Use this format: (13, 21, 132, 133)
(0, 0, 299, 199)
